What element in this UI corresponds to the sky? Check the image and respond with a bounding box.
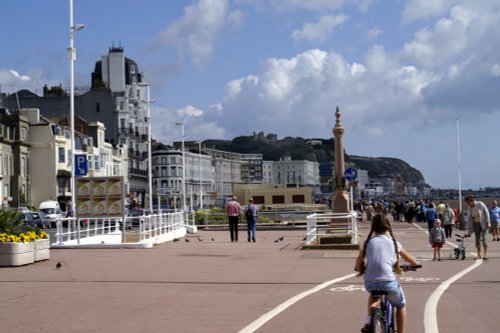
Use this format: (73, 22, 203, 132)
(1, 0, 500, 191)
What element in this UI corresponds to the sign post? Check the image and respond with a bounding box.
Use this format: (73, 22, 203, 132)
(344, 168, 358, 212)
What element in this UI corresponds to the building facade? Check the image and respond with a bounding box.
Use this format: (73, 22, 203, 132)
(152, 144, 213, 210)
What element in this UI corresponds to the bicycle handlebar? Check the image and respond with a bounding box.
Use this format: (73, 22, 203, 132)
(400, 264, 422, 272)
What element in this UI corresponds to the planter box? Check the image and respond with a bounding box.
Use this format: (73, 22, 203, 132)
(34, 238, 50, 261)
(0, 242, 35, 266)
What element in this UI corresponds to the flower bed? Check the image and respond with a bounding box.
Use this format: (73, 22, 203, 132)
(0, 231, 50, 267)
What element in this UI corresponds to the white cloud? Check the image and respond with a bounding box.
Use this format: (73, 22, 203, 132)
(154, 0, 229, 68)
(365, 26, 382, 40)
(0, 68, 60, 94)
(176, 105, 204, 118)
(292, 14, 349, 43)
(402, 0, 459, 23)
(8, 69, 31, 81)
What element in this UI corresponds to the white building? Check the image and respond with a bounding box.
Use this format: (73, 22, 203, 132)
(273, 156, 320, 190)
(152, 145, 213, 210)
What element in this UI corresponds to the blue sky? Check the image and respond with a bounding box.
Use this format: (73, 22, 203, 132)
(1, 0, 500, 190)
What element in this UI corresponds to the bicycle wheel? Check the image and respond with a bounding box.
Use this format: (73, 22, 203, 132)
(370, 308, 386, 333)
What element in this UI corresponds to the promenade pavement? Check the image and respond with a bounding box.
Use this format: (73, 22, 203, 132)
(1, 221, 499, 333)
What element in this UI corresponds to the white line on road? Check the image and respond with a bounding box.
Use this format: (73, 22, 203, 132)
(424, 259, 482, 333)
(238, 273, 357, 333)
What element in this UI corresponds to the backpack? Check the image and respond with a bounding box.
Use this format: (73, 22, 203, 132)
(245, 206, 254, 219)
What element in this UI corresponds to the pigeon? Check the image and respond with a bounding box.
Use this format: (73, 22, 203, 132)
(211, 238, 215, 242)
(302, 237, 307, 241)
(173, 238, 179, 242)
(197, 237, 203, 241)
(278, 236, 284, 241)
(185, 238, 190, 242)
(56, 262, 62, 269)
(274, 239, 279, 243)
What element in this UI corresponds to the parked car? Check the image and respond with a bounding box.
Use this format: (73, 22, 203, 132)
(39, 200, 64, 228)
(23, 211, 50, 229)
(34, 211, 52, 229)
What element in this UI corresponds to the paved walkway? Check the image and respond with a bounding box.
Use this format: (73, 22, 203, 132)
(1, 222, 499, 333)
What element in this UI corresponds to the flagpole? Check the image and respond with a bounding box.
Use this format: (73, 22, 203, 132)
(455, 119, 462, 216)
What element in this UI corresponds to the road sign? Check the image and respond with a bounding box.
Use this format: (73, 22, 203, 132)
(74, 154, 88, 176)
(344, 167, 358, 181)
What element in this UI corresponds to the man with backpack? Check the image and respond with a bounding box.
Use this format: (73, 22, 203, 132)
(245, 198, 258, 242)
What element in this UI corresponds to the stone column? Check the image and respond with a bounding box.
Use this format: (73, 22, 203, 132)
(332, 107, 350, 213)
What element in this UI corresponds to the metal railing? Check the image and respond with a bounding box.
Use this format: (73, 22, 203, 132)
(305, 211, 358, 245)
(53, 211, 192, 247)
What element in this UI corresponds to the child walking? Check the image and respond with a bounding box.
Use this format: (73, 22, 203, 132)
(355, 214, 420, 333)
(429, 219, 446, 261)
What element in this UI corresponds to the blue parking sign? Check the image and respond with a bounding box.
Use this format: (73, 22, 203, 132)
(74, 154, 88, 176)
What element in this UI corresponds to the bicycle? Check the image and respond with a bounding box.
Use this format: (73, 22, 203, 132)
(453, 234, 469, 260)
(365, 264, 422, 333)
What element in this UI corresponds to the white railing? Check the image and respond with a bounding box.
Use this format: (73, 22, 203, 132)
(305, 211, 358, 245)
(53, 211, 193, 248)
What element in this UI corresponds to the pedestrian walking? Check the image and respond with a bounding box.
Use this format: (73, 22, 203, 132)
(442, 204, 456, 238)
(465, 195, 491, 260)
(225, 196, 241, 242)
(425, 202, 437, 232)
(429, 219, 446, 261)
(489, 200, 500, 241)
(244, 198, 258, 242)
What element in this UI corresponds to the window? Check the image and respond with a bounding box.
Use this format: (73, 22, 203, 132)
(58, 147, 65, 163)
(88, 155, 93, 171)
(94, 155, 100, 171)
(20, 127, 27, 141)
(272, 195, 285, 204)
(292, 195, 305, 203)
(21, 156, 26, 177)
(253, 196, 265, 205)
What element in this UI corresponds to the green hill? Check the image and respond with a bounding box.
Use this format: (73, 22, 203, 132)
(204, 132, 428, 188)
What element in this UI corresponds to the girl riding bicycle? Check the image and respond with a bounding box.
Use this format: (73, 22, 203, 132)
(354, 214, 420, 333)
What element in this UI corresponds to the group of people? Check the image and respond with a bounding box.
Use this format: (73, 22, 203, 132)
(426, 196, 500, 260)
(355, 194, 500, 333)
(225, 196, 258, 242)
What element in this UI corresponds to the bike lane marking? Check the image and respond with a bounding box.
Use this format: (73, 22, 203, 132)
(238, 273, 357, 333)
(424, 259, 482, 333)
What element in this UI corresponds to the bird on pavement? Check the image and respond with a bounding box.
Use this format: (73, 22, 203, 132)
(274, 239, 279, 243)
(197, 237, 203, 241)
(302, 237, 307, 241)
(56, 262, 62, 269)
(211, 238, 215, 241)
(278, 236, 284, 241)
(173, 238, 179, 242)
(185, 238, 190, 242)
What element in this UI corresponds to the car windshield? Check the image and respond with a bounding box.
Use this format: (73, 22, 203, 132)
(40, 208, 55, 214)
(31, 212, 40, 219)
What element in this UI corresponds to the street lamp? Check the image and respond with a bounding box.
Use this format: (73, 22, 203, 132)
(68, 0, 84, 218)
(199, 141, 203, 209)
(175, 122, 186, 211)
(140, 89, 154, 213)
